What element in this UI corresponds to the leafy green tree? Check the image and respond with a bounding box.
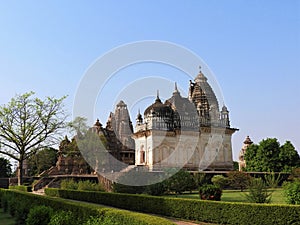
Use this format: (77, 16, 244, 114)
(0, 92, 66, 185)
(245, 138, 299, 172)
(165, 169, 196, 195)
(27, 147, 58, 176)
(67, 116, 88, 137)
(0, 157, 12, 177)
(279, 141, 300, 172)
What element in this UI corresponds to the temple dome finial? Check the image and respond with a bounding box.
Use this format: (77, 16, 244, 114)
(195, 66, 208, 83)
(155, 90, 162, 103)
(173, 82, 180, 95)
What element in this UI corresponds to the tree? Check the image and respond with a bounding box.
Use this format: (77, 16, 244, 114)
(67, 116, 88, 137)
(0, 92, 66, 185)
(244, 138, 300, 172)
(0, 157, 12, 177)
(165, 169, 196, 195)
(27, 147, 58, 176)
(279, 141, 300, 172)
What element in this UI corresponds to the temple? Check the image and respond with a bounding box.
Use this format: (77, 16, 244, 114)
(132, 69, 238, 171)
(238, 136, 253, 171)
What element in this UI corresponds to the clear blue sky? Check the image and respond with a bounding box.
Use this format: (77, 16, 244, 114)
(0, 1, 299, 160)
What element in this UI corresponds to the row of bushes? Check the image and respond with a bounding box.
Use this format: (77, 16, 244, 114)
(9, 185, 32, 192)
(45, 188, 300, 225)
(60, 179, 105, 191)
(0, 189, 174, 225)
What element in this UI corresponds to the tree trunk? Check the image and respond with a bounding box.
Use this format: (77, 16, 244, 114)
(18, 160, 23, 185)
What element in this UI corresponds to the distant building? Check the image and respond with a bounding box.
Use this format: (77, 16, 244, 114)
(238, 136, 253, 171)
(92, 100, 135, 166)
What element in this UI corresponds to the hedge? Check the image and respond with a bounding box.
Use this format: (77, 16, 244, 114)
(9, 185, 32, 192)
(45, 188, 300, 225)
(0, 189, 174, 225)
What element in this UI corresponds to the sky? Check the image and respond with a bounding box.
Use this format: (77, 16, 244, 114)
(0, 0, 299, 161)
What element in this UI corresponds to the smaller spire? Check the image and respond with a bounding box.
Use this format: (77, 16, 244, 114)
(94, 118, 102, 127)
(195, 66, 208, 83)
(222, 105, 229, 112)
(155, 90, 162, 103)
(173, 82, 180, 95)
(136, 109, 143, 124)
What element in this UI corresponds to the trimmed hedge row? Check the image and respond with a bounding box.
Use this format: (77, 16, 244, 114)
(0, 189, 174, 225)
(45, 188, 300, 225)
(9, 185, 32, 192)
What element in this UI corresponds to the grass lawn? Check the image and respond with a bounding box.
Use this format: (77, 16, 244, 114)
(0, 210, 15, 225)
(166, 188, 287, 204)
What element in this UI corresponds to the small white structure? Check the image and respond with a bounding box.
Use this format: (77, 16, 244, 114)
(133, 70, 238, 171)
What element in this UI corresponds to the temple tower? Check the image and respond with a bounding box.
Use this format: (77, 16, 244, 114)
(238, 136, 253, 171)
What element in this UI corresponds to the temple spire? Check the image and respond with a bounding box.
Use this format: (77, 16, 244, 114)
(173, 82, 180, 95)
(155, 90, 162, 103)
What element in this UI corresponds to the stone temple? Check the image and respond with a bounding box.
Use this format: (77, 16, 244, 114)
(80, 67, 238, 171)
(132, 69, 238, 171)
(86, 69, 238, 172)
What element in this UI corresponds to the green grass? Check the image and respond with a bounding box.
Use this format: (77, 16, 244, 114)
(0, 210, 15, 225)
(165, 188, 287, 204)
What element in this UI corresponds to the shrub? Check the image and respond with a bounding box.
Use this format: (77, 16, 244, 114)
(264, 172, 282, 188)
(193, 173, 212, 186)
(26, 205, 53, 225)
(15, 200, 30, 225)
(112, 183, 146, 194)
(9, 185, 32, 192)
(7, 195, 17, 217)
(60, 179, 104, 192)
(144, 182, 168, 196)
(227, 171, 251, 191)
(0, 189, 174, 225)
(211, 175, 228, 189)
(48, 211, 76, 225)
(84, 216, 118, 225)
(283, 180, 300, 205)
(60, 179, 78, 190)
(199, 184, 222, 201)
(45, 188, 300, 225)
(78, 180, 104, 191)
(165, 169, 196, 194)
(245, 178, 272, 203)
(1, 192, 9, 212)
